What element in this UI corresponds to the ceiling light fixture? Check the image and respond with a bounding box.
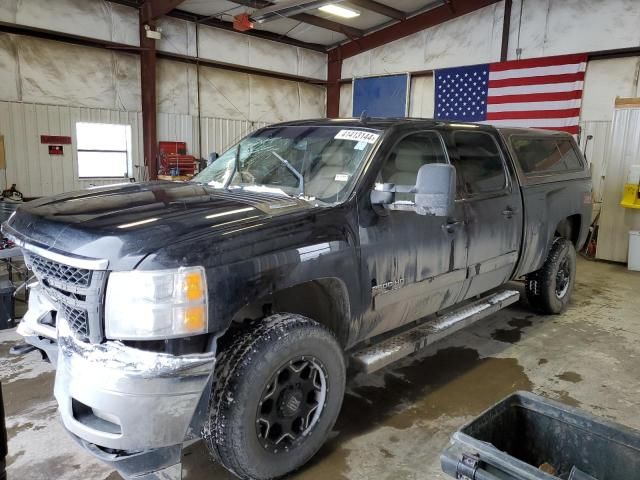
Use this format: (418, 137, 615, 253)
(318, 4, 360, 18)
(252, 0, 345, 23)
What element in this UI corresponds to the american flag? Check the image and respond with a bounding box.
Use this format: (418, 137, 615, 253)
(434, 53, 588, 134)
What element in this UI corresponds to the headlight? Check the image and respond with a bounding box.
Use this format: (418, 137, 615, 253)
(105, 266, 208, 340)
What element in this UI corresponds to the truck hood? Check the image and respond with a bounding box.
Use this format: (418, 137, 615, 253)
(4, 181, 315, 270)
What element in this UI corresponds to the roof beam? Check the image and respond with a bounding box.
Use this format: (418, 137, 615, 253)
(292, 12, 364, 37)
(0, 21, 325, 84)
(107, 0, 141, 8)
(0, 20, 142, 52)
(169, 9, 327, 51)
(346, 0, 406, 20)
(109, 0, 329, 51)
(226, 0, 364, 38)
(140, 0, 186, 23)
(335, 0, 501, 59)
(159, 51, 326, 84)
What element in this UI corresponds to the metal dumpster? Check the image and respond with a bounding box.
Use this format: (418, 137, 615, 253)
(441, 391, 640, 480)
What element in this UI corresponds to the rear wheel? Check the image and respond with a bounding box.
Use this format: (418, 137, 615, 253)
(205, 314, 345, 480)
(525, 238, 576, 314)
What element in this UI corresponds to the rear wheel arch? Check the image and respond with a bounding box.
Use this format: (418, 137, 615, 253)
(554, 214, 582, 247)
(526, 237, 576, 314)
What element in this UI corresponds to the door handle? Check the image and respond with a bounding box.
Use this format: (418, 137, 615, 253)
(443, 219, 464, 233)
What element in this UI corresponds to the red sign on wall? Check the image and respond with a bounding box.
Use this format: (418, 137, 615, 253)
(41, 135, 72, 145)
(48, 145, 64, 155)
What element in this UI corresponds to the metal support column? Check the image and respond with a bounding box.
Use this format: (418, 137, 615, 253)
(140, 19, 158, 180)
(500, 0, 512, 62)
(327, 48, 342, 118)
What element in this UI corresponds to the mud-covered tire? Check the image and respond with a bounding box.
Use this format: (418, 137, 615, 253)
(204, 314, 346, 480)
(526, 238, 576, 314)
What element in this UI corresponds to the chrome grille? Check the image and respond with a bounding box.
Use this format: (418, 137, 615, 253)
(28, 253, 92, 287)
(24, 249, 106, 343)
(60, 305, 89, 338)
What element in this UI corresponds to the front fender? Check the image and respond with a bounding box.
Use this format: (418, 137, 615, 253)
(137, 205, 363, 342)
(211, 238, 361, 338)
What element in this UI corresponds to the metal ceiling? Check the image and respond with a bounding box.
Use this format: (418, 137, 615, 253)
(175, 0, 442, 47)
(109, 0, 506, 55)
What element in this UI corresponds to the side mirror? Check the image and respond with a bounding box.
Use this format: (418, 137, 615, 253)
(370, 183, 395, 206)
(414, 164, 456, 217)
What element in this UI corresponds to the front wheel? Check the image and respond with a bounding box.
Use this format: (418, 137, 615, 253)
(525, 238, 576, 314)
(205, 314, 346, 480)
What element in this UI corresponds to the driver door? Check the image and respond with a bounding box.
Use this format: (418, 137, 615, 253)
(357, 130, 468, 340)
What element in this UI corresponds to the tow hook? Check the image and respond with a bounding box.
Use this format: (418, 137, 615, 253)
(9, 343, 37, 355)
(9, 342, 50, 362)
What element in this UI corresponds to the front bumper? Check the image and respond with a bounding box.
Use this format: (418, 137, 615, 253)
(55, 319, 215, 451)
(18, 286, 216, 474)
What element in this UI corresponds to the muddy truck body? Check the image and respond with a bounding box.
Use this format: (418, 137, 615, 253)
(4, 119, 592, 479)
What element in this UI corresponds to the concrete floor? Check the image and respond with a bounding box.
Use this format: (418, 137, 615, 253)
(2, 257, 639, 480)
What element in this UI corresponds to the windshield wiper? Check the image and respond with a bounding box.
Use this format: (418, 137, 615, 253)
(271, 152, 304, 196)
(224, 143, 241, 189)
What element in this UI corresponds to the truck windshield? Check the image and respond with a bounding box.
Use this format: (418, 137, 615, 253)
(193, 125, 382, 204)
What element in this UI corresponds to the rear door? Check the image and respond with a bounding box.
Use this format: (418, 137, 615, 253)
(448, 129, 523, 299)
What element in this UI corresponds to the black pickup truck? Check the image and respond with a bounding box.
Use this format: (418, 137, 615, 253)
(4, 118, 592, 480)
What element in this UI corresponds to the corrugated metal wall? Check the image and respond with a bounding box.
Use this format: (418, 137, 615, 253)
(0, 101, 143, 196)
(0, 101, 269, 197)
(580, 120, 613, 206)
(596, 107, 640, 263)
(156, 114, 267, 159)
(157, 113, 198, 153)
(198, 117, 268, 158)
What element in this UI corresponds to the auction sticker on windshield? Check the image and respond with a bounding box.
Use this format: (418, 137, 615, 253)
(335, 130, 380, 144)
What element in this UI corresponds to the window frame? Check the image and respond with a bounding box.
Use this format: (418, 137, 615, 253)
(374, 129, 452, 202)
(75, 122, 132, 179)
(509, 135, 585, 177)
(379, 129, 451, 182)
(450, 130, 511, 200)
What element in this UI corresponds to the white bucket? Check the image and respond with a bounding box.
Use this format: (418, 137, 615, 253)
(629, 231, 640, 271)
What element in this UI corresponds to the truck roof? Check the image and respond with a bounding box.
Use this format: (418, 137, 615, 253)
(267, 118, 573, 138)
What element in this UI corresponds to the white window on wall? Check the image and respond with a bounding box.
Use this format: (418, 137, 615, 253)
(76, 122, 132, 178)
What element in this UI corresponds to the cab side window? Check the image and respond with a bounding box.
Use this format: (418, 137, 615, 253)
(511, 137, 583, 175)
(451, 131, 507, 195)
(380, 132, 447, 191)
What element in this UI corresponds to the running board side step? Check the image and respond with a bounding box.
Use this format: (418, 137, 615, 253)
(351, 290, 520, 374)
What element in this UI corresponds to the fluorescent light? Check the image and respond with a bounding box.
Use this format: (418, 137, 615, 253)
(318, 4, 360, 18)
